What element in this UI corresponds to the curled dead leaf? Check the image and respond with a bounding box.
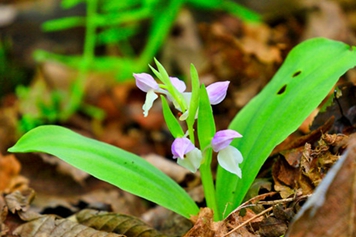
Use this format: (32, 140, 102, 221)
(5, 189, 35, 214)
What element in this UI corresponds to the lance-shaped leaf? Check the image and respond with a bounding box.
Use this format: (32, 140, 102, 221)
(161, 95, 184, 138)
(8, 125, 199, 219)
(216, 37, 356, 219)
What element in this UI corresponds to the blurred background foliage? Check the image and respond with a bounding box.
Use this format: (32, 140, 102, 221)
(0, 0, 260, 132)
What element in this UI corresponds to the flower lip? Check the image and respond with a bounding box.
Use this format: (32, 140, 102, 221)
(134, 73, 159, 92)
(171, 137, 195, 159)
(206, 81, 230, 105)
(217, 146, 243, 178)
(211, 129, 242, 152)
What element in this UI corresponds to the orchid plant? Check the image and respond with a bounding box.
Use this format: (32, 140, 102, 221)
(134, 68, 243, 176)
(132, 61, 244, 219)
(8, 38, 356, 221)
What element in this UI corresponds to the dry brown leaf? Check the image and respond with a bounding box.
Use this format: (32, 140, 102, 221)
(144, 154, 199, 184)
(0, 154, 21, 192)
(13, 215, 124, 237)
(141, 206, 193, 237)
(286, 136, 356, 236)
(39, 153, 89, 185)
(301, 0, 355, 43)
(0, 107, 18, 154)
(183, 208, 220, 237)
(77, 209, 165, 237)
(0, 195, 9, 236)
(4, 189, 35, 214)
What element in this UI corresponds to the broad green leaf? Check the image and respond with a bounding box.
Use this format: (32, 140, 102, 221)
(8, 125, 199, 218)
(161, 95, 184, 138)
(216, 38, 356, 219)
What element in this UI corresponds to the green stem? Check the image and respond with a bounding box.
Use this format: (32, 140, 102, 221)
(63, 0, 97, 120)
(138, 0, 183, 68)
(199, 148, 219, 220)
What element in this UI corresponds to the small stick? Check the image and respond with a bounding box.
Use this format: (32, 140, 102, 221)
(256, 194, 311, 206)
(223, 206, 274, 237)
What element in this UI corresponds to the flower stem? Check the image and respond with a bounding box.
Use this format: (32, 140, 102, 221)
(199, 148, 219, 220)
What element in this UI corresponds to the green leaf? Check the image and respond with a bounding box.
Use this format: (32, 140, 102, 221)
(197, 85, 216, 151)
(161, 95, 184, 138)
(8, 125, 199, 218)
(186, 64, 200, 128)
(216, 38, 356, 219)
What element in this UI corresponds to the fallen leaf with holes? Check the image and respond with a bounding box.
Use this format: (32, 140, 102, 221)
(14, 214, 124, 237)
(286, 136, 356, 237)
(77, 209, 166, 237)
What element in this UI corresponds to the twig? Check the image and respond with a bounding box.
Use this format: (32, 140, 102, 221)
(223, 206, 274, 237)
(256, 194, 312, 205)
(224, 192, 277, 219)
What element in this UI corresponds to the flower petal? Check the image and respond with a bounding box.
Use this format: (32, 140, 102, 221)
(142, 90, 158, 117)
(134, 73, 159, 92)
(206, 81, 230, 105)
(177, 148, 202, 172)
(217, 146, 243, 178)
(171, 137, 195, 159)
(170, 77, 186, 92)
(212, 129, 242, 152)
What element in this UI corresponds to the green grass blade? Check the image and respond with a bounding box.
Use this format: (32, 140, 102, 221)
(216, 37, 356, 219)
(8, 125, 199, 218)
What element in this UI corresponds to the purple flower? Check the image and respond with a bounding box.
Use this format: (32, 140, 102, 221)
(134, 73, 188, 117)
(134, 73, 159, 92)
(211, 129, 243, 178)
(206, 81, 230, 105)
(211, 129, 242, 152)
(169, 77, 186, 93)
(171, 137, 194, 159)
(171, 137, 202, 172)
